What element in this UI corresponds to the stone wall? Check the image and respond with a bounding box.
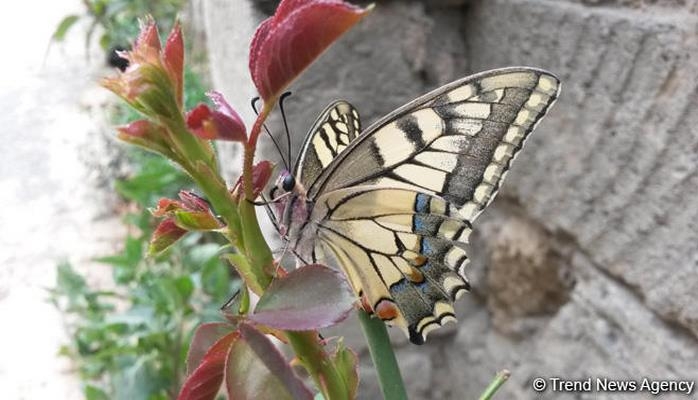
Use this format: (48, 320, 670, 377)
(203, 0, 698, 398)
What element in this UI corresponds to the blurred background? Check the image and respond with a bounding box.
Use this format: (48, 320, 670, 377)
(2, 0, 697, 399)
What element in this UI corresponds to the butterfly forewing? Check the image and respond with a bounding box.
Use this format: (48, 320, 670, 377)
(294, 100, 361, 189)
(308, 68, 560, 222)
(288, 67, 560, 344)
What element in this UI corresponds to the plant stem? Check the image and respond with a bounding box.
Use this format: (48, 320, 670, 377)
(286, 331, 348, 400)
(238, 199, 273, 289)
(243, 100, 275, 199)
(357, 310, 407, 400)
(478, 369, 511, 400)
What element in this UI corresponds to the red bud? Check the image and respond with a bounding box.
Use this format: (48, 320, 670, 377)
(163, 21, 184, 106)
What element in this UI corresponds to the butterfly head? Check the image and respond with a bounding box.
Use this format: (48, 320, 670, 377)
(281, 172, 296, 192)
(267, 170, 311, 240)
(269, 169, 297, 199)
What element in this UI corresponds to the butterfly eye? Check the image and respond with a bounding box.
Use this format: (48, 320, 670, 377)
(282, 174, 296, 192)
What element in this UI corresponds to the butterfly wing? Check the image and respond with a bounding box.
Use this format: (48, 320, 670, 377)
(293, 67, 560, 343)
(307, 67, 560, 222)
(294, 100, 361, 189)
(309, 186, 472, 344)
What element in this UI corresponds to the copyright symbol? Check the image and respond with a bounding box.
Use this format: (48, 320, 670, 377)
(532, 377, 547, 392)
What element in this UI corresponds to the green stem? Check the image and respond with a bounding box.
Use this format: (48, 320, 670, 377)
(238, 199, 273, 290)
(286, 331, 348, 400)
(168, 95, 348, 398)
(185, 165, 241, 243)
(357, 310, 407, 400)
(478, 370, 510, 400)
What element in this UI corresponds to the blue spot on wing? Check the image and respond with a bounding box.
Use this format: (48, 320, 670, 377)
(414, 215, 426, 232)
(420, 238, 434, 255)
(415, 193, 430, 213)
(415, 280, 429, 294)
(391, 279, 408, 293)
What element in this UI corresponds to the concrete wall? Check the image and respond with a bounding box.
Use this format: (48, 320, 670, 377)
(203, 0, 698, 398)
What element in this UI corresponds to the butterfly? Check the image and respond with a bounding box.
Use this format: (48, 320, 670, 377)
(266, 67, 560, 344)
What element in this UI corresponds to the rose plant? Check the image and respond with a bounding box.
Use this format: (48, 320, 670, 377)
(102, 1, 511, 399)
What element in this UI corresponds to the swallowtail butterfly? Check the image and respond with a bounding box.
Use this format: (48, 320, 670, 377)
(268, 67, 560, 344)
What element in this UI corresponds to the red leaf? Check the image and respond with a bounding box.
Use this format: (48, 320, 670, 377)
(135, 18, 161, 53)
(225, 324, 313, 400)
(186, 104, 217, 139)
(249, 0, 371, 100)
(152, 198, 184, 217)
(164, 21, 184, 106)
(114, 119, 174, 157)
(186, 94, 246, 142)
(249, 264, 355, 330)
(149, 218, 187, 254)
(177, 331, 240, 400)
(117, 119, 152, 138)
(186, 323, 237, 376)
(251, 160, 273, 197)
(231, 161, 274, 200)
(179, 190, 212, 212)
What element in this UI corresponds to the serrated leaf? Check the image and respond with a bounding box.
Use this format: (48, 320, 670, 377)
(331, 340, 359, 399)
(225, 324, 313, 400)
(149, 219, 187, 255)
(186, 323, 237, 375)
(249, 264, 355, 330)
(173, 210, 221, 231)
(249, 0, 371, 100)
(178, 331, 240, 400)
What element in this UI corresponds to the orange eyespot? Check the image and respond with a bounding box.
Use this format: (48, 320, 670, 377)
(412, 254, 427, 267)
(375, 299, 399, 321)
(408, 267, 425, 283)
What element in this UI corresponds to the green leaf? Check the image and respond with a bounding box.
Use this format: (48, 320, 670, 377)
(99, 33, 111, 51)
(331, 340, 359, 399)
(96, 236, 143, 268)
(113, 357, 168, 400)
(224, 253, 263, 296)
(173, 210, 221, 231)
(54, 261, 88, 303)
(85, 384, 109, 400)
(174, 276, 194, 303)
(52, 15, 80, 41)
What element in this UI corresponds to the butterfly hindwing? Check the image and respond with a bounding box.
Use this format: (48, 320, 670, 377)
(310, 187, 472, 343)
(294, 100, 361, 189)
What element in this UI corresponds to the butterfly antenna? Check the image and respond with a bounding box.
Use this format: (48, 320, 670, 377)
(251, 96, 289, 169)
(259, 192, 281, 234)
(279, 91, 294, 169)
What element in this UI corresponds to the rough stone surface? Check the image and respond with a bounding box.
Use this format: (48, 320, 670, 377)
(204, 0, 698, 398)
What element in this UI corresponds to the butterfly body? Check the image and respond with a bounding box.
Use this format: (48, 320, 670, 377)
(268, 67, 561, 344)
